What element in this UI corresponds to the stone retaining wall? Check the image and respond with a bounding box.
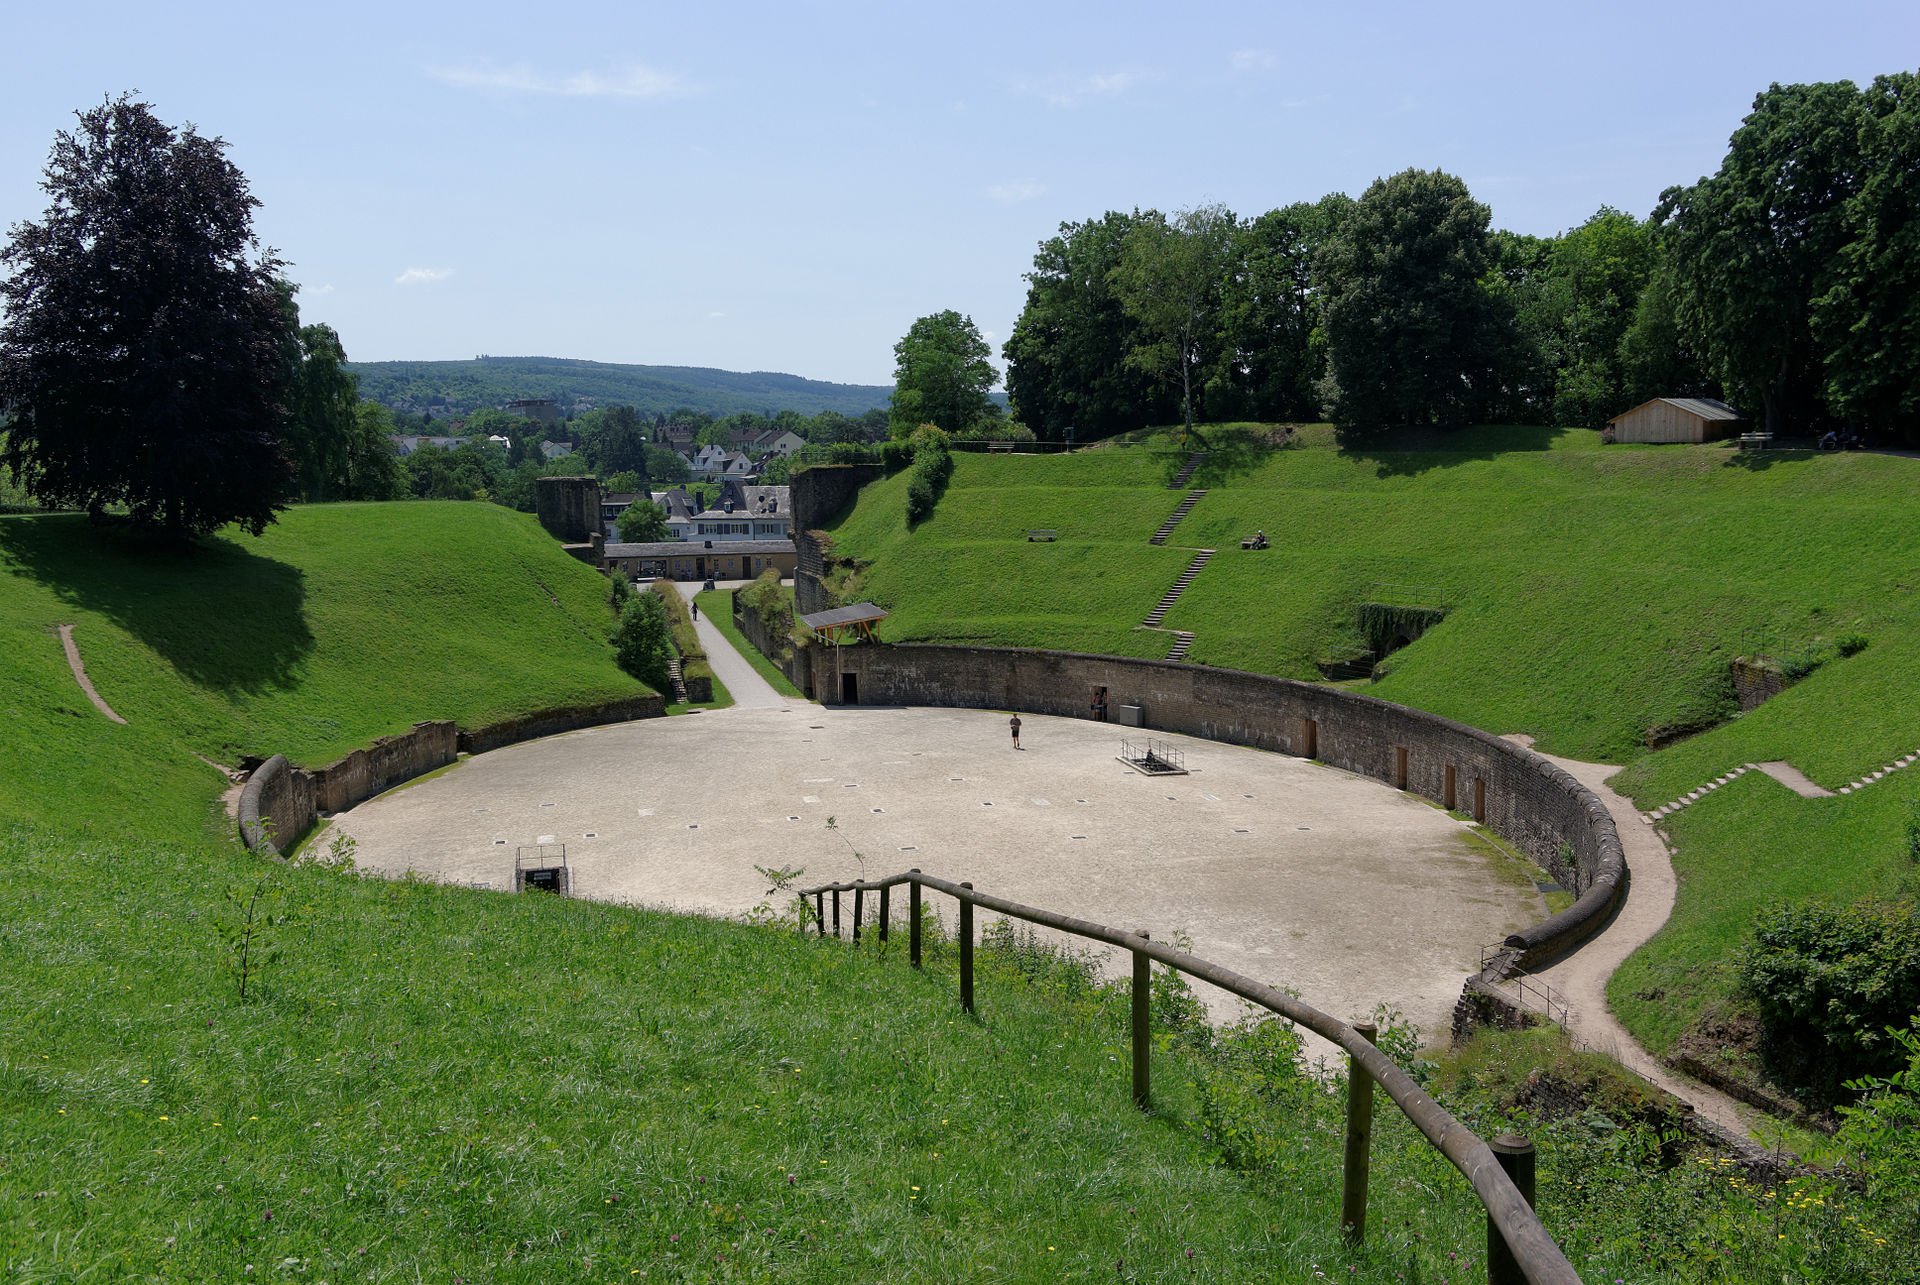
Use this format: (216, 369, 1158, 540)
(734, 595, 810, 696)
(807, 642, 1626, 970)
(240, 696, 664, 855)
(456, 695, 664, 757)
(792, 464, 885, 615)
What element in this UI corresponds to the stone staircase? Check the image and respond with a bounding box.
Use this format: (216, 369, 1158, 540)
(1143, 550, 1214, 628)
(1169, 451, 1207, 488)
(1165, 631, 1196, 662)
(1149, 490, 1207, 545)
(667, 657, 690, 705)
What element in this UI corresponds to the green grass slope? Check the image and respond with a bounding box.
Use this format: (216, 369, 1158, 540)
(9, 824, 1906, 1284)
(821, 426, 1920, 1063)
(0, 503, 646, 844)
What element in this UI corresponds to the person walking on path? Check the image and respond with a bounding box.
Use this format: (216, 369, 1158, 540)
(691, 599, 699, 621)
(1009, 714, 1022, 749)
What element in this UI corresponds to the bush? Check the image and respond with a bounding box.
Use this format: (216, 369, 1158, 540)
(1738, 897, 1920, 1102)
(648, 580, 712, 685)
(904, 427, 952, 527)
(611, 592, 673, 691)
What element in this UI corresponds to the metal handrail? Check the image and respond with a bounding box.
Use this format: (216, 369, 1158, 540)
(794, 868, 1580, 1284)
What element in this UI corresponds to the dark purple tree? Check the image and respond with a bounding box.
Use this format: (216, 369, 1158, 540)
(0, 95, 296, 539)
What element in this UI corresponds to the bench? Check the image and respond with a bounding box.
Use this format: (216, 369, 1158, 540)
(1240, 536, 1270, 550)
(1738, 432, 1773, 450)
(1026, 529, 1058, 542)
(987, 441, 1016, 453)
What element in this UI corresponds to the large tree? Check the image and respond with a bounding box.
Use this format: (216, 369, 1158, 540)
(1003, 211, 1173, 442)
(1110, 204, 1238, 439)
(1316, 168, 1512, 432)
(286, 316, 402, 501)
(1655, 80, 1862, 434)
(579, 404, 653, 480)
(1210, 196, 1353, 422)
(888, 310, 998, 436)
(0, 96, 297, 538)
(1813, 72, 1920, 436)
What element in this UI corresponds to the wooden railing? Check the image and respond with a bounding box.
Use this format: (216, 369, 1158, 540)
(794, 868, 1581, 1285)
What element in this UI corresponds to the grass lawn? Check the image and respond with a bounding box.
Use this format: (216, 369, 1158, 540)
(2, 493, 1913, 1281)
(0, 503, 648, 844)
(5, 822, 1906, 1283)
(820, 425, 1920, 1070)
(697, 588, 805, 699)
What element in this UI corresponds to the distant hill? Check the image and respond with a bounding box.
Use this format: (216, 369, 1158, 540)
(346, 355, 892, 420)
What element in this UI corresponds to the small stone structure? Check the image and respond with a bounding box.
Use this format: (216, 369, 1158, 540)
(792, 464, 886, 614)
(1730, 656, 1792, 711)
(535, 475, 603, 545)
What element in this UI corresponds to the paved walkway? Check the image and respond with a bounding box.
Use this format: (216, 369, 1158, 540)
(1507, 742, 1760, 1139)
(692, 601, 787, 710)
(1754, 761, 1835, 798)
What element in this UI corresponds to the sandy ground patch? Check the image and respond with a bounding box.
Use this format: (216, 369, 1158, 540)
(334, 704, 1543, 1047)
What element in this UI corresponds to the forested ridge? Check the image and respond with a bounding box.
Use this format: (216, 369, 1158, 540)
(348, 354, 891, 420)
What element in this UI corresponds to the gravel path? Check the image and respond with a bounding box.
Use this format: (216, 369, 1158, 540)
(1510, 742, 1761, 1139)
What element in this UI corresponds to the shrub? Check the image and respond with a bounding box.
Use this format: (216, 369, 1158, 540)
(1737, 897, 1920, 1102)
(611, 592, 673, 691)
(904, 426, 952, 527)
(649, 580, 711, 686)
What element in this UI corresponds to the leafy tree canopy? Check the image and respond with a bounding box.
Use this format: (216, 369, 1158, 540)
(615, 498, 671, 543)
(0, 95, 297, 539)
(889, 310, 998, 437)
(1317, 168, 1514, 432)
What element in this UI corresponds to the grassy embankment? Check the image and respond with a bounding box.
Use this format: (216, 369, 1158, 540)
(0, 502, 648, 845)
(649, 579, 732, 711)
(821, 426, 1920, 1069)
(1, 498, 1910, 1280)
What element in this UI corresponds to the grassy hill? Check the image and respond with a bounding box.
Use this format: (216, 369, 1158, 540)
(821, 425, 1920, 1070)
(0, 489, 1910, 1281)
(348, 356, 891, 420)
(0, 503, 646, 844)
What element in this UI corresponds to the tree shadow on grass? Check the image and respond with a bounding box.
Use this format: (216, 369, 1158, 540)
(1720, 446, 1819, 473)
(0, 514, 313, 694)
(1336, 423, 1569, 478)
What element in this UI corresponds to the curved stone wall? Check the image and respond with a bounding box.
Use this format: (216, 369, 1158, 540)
(806, 642, 1626, 971)
(240, 696, 665, 856)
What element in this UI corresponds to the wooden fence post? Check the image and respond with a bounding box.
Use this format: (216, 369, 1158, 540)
(1341, 1021, 1378, 1242)
(814, 892, 825, 937)
(831, 889, 841, 938)
(958, 882, 974, 1013)
(878, 886, 890, 944)
(1131, 930, 1151, 1109)
(852, 881, 864, 943)
(1486, 1135, 1537, 1285)
(909, 870, 922, 967)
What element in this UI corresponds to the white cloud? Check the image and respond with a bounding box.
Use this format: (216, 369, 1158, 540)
(395, 267, 453, 287)
(986, 179, 1046, 204)
(707, 310, 727, 319)
(1014, 70, 1143, 108)
(429, 61, 688, 100)
(1230, 49, 1278, 72)
(306, 282, 336, 296)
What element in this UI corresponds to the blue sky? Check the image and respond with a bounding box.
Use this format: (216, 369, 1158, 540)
(3, 2, 1914, 387)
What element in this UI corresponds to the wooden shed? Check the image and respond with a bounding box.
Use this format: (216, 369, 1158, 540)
(1605, 397, 1743, 444)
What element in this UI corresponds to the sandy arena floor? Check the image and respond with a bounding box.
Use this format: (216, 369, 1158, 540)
(331, 703, 1545, 1042)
